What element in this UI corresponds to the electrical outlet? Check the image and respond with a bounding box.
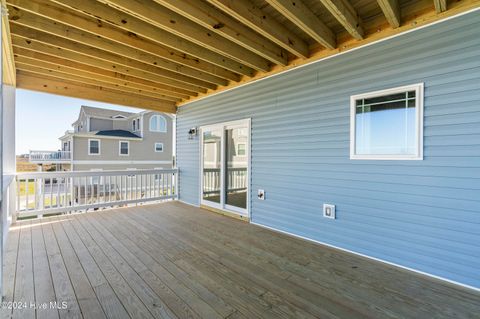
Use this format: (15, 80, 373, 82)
(257, 189, 265, 200)
(323, 204, 336, 219)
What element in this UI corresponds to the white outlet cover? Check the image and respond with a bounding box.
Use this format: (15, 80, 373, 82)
(323, 204, 336, 219)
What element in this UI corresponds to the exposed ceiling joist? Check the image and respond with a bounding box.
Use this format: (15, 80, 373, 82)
(99, 0, 271, 72)
(15, 57, 182, 102)
(377, 0, 401, 28)
(13, 47, 191, 100)
(265, 0, 336, 49)
(319, 0, 364, 40)
(47, 0, 242, 85)
(434, 0, 448, 13)
(2, 0, 16, 85)
(8, 0, 223, 90)
(9, 19, 211, 94)
(11, 31, 199, 97)
(152, 0, 288, 66)
(207, 0, 310, 58)
(16, 71, 177, 112)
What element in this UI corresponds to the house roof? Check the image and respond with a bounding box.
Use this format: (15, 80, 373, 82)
(81, 106, 135, 119)
(95, 130, 141, 138)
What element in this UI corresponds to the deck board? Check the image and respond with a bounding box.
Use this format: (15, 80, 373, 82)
(3, 201, 480, 319)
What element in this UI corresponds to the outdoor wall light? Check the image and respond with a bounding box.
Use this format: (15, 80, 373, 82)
(188, 127, 198, 140)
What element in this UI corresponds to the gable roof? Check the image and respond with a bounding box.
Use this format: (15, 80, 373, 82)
(81, 105, 135, 119)
(95, 130, 141, 138)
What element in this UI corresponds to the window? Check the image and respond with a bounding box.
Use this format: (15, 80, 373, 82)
(350, 83, 423, 160)
(88, 139, 100, 155)
(154, 167, 163, 182)
(154, 143, 164, 152)
(119, 141, 129, 156)
(237, 143, 246, 156)
(150, 115, 167, 132)
(133, 118, 140, 131)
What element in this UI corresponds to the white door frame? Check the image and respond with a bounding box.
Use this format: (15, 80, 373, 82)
(199, 118, 251, 218)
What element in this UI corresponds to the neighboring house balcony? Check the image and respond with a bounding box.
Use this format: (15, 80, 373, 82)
(29, 150, 72, 164)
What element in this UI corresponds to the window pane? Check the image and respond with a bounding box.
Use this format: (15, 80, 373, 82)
(120, 142, 128, 154)
(155, 143, 163, 152)
(90, 140, 99, 154)
(355, 92, 417, 155)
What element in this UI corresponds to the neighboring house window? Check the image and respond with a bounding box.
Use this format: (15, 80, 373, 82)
(132, 118, 141, 131)
(119, 141, 129, 156)
(154, 143, 164, 152)
(150, 115, 167, 132)
(350, 83, 423, 160)
(237, 143, 246, 156)
(88, 139, 100, 155)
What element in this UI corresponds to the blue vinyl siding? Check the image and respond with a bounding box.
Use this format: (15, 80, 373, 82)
(176, 11, 480, 289)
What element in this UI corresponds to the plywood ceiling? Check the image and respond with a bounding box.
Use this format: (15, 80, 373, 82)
(3, 0, 479, 112)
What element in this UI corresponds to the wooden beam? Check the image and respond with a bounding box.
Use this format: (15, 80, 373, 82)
(98, 0, 270, 72)
(15, 59, 182, 102)
(11, 31, 198, 98)
(16, 71, 177, 113)
(377, 0, 401, 28)
(44, 0, 242, 82)
(13, 46, 190, 99)
(7, 2, 222, 90)
(434, 0, 448, 13)
(207, 0, 310, 58)
(265, 0, 336, 49)
(152, 0, 288, 66)
(2, 0, 16, 85)
(319, 0, 364, 40)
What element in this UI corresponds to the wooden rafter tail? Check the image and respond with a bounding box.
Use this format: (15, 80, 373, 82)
(319, 0, 364, 40)
(265, 0, 336, 49)
(16, 71, 177, 112)
(434, 0, 448, 13)
(207, 0, 310, 59)
(377, 0, 401, 28)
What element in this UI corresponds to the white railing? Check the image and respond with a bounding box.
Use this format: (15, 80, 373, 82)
(29, 150, 72, 163)
(203, 167, 247, 196)
(16, 168, 178, 218)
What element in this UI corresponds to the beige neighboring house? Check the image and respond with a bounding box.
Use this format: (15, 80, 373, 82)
(30, 105, 174, 171)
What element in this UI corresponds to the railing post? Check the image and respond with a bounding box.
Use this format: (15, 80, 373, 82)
(175, 169, 179, 199)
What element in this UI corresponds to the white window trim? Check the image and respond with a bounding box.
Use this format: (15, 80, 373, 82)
(154, 142, 164, 152)
(350, 83, 424, 161)
(119, 140, 130, 156)
(88, 138, 101, 156)
(149, 115, 167, 133)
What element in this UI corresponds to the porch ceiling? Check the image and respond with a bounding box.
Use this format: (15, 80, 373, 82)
(2, 0, 479, 112)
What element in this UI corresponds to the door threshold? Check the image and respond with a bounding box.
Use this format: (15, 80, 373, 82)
(200, 205, 249, 222)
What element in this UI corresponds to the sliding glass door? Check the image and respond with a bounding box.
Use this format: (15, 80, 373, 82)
(201, 119, 250, 217)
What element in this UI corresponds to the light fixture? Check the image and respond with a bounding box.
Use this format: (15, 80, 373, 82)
(188, 127, 197, 140)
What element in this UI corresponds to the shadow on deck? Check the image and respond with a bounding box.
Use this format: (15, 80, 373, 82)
(2, 201, 479, 319)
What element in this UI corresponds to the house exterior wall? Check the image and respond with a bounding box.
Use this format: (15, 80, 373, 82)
(90, 118, 113, 131)
(176, 11, 480, 289)
(71, 113, 173, 169)
(2, 85, 15, 174)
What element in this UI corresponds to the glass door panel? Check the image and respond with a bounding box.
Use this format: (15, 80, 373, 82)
(225, 127, 248, 211)
(202, 129, 222, 204)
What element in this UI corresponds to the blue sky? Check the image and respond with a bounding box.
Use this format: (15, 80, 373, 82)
(16, 89, 144, 155)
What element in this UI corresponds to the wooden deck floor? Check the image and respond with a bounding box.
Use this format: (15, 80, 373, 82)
(2, 201, 479, 319)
